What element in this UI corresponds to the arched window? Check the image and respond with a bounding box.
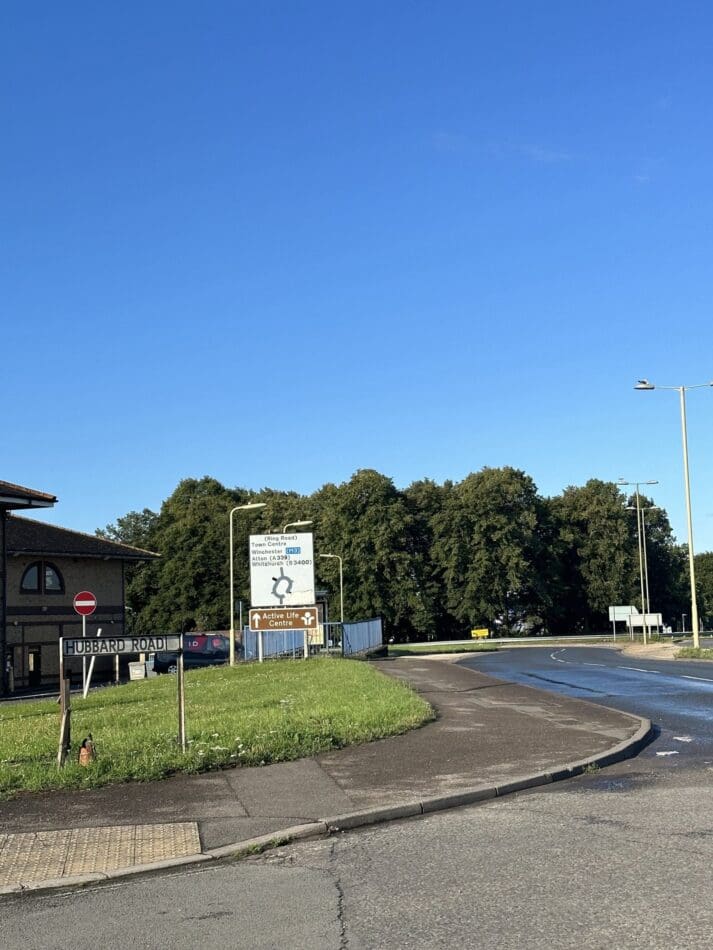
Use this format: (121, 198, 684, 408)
(21, 561, 64, 595)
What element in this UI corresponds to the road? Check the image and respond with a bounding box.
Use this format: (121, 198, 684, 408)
(461, 645, 713, 764)
(4, 647, 713, 949)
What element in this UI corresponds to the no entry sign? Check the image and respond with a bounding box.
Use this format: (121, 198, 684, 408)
(73, 591, 97, 616)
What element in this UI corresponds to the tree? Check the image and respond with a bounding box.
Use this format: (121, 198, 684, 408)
(97, 508, 159, 550)
(693, 552, 713, 630)
(629, 502, 687, 627)
(548, 480, 634, 632)
(103, 477, 265, 634)
(403, 479, 459, 640)
(313, 470, 426, 639)
(432, 467, 551, 635)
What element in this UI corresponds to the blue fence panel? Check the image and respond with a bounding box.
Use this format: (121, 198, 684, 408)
(342, 618, 383, 656)
(243, 628, 305, 661)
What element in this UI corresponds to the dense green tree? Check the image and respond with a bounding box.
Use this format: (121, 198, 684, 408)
(403, 479, 459, 640)
(693, 551, 713, 630)
(97, 508, 159, 550)
(312, 470, 426, 639)
(548, 480, 634, 632)
(432, 467, 551, 635)
(628, 501, 687, 627)
(101, 477, 266, 633)
(98, 467, 692, 643)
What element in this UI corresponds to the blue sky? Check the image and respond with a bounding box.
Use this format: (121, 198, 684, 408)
(4, 2, 713, 551)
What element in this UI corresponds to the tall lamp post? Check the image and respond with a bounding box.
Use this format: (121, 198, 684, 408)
(635, 379, 713, 649)
(625, 504, 659, 634)
(619, 479, 657, 644)
(229, 502, 266, 666)
(319, 553, 344, 623)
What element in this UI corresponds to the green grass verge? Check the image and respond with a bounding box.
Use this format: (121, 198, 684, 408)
(0, 657, 433, 800)
(389, 641, 498, 656)
(676, 647, 713, 661)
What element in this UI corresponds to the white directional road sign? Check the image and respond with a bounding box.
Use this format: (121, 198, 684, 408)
(249, 532, 315, 607)
(249, 607, 319, 631)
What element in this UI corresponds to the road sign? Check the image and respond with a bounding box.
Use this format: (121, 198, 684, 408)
(61, 634, 182, 656)
(249, 533, 315, 607)
(249, 607, 319, 631)
(73, 591, 97, 616)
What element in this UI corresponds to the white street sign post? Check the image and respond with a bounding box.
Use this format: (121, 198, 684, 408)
(249, 533, 315, 607)
(59, 634, 187, 754)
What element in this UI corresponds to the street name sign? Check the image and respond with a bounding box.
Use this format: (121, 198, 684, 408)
(249, 532, 315, 607)
(61, 635, 181, 657)
(249, 607, 319, 631)
(73, 591, 97, 616)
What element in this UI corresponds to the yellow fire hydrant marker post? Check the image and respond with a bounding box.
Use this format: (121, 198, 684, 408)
(0, 822, 201, 886)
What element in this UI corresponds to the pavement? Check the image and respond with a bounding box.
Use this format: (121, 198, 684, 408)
(0, 656, 652, 896)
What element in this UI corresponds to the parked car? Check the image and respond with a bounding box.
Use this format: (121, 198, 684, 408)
(153, 633, 234, 674)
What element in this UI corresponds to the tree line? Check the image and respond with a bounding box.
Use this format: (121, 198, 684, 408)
(98, 468, 713, 640)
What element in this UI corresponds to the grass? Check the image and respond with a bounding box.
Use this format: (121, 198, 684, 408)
(0, 657, 433, 800)
(676, 647, 713, 661)
(388, 641, 498, 656)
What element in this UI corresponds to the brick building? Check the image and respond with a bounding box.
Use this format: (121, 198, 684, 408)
(1, 480, 157, 693)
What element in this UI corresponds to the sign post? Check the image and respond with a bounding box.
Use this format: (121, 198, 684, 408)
(73, 591, 97, 694)
(59, 635, 186, 764)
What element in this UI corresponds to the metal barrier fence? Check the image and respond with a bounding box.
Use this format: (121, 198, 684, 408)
(242, 628, 307, 661)
(240, 619, 380, 662)
(342, 617, 383, 656)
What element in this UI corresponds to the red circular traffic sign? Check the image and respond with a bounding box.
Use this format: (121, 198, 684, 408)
(73, 591, 97, 616)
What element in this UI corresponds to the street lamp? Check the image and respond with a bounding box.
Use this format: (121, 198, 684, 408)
(319, 553, 344, 623)
(619, 479, 658, 644)
(625, 504, 659, 635)
(229, 502, 266, 666)
(283, 520, 313, 533)
(635, 378, 713, 649)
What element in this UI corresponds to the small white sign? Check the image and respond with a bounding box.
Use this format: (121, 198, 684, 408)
(249, 533, 315, 607)
(609, 605, 637, 621)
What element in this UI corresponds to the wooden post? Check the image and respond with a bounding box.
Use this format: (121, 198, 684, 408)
(57, 675, 72, 768)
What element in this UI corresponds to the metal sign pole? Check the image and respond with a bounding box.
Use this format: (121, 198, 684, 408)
(82, 614, 87, 694)
(83, 627, 102, 699)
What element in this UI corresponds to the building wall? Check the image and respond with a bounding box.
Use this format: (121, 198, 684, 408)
(5, 556, 126, 688)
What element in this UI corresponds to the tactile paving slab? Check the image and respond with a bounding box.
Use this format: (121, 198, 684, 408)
(0, 822, 201, 885)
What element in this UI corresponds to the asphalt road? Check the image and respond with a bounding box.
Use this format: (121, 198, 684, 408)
(4, 647, 713, 949)
(460, 646, 713, 765)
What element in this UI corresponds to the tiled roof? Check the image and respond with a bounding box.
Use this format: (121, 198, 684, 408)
(6, 515, 159, 561)
(0, 480, 57, 509)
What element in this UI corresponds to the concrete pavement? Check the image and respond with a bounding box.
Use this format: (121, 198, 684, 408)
(0, 657, 652, 895)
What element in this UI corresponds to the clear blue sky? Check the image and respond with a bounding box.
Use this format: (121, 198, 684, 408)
(4, 2, 713, 551)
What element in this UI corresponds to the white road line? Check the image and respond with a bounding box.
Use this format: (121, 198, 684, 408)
(545, 650, 713, 687)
